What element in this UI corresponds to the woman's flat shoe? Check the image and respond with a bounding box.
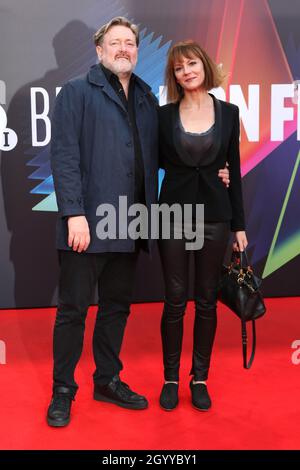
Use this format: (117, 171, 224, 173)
(190, 381, 211, 411)
(159, 383, 179, 411)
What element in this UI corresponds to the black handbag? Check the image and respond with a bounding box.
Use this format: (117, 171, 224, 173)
(218, 250, 266, 369)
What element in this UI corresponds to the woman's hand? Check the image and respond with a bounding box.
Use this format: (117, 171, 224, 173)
(218, 163, 230, 188)
(233, 231, 248, 252)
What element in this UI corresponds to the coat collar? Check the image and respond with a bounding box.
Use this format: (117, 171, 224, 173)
(87, 64, 152, 113)
(171, 92, 222, 167)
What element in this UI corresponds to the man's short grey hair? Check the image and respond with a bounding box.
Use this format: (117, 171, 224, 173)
(94, 17, 139, 47)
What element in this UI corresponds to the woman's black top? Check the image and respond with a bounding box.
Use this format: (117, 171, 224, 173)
(178, 109, 216, 167)
(158, 94, 245, 232)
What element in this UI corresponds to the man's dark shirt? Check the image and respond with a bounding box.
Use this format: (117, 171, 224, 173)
(101, 63, 145, 205)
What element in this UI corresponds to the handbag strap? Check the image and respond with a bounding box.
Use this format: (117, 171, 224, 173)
(231, 250, 249, 269)
(231, 250, 261, 291)
(241, 318, 256, 369)
(230, 249, 259, 368)
(240, 250, 250, 268)
(231, 250, 250, 269)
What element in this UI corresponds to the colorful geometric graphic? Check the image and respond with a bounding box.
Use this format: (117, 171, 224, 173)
(27, 0, 300, 283)
(263, 149, 300, 277)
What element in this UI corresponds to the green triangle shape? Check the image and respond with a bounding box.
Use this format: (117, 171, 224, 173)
(263, 150, 300, 278)
(32, 192, 58, 212)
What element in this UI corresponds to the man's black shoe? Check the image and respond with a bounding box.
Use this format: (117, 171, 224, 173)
(94, 375, 148, 410)
(47, 386, 74, 427)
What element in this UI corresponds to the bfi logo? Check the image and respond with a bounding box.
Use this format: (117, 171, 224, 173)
(0, 340, 6, 365)
(0, 80, 18, 151)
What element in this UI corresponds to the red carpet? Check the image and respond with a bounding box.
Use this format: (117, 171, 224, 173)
(0, 298, 299, 450)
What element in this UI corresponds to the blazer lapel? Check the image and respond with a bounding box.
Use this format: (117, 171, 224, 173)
(209, 93, 222, 162)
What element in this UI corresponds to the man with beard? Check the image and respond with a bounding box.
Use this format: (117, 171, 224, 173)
(47, 17, 158, 427)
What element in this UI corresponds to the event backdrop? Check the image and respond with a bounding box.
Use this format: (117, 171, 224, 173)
(1, 0, 300, 308)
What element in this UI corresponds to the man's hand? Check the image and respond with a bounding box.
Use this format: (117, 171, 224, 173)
(233, 231, 248, 252)
(218, 162, 230, 188)
(68, 216, 90, 252)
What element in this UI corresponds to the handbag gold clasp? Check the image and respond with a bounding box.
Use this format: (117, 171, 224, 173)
(238, 269, 245, 284)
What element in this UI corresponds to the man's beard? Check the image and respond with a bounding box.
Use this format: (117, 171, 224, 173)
(110, 57, 135, 74)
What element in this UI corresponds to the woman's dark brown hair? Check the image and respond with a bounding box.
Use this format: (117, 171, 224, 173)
(165, 40, 225, 102)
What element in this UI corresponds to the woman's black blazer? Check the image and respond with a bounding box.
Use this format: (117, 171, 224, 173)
(158, 94, 245, 232)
